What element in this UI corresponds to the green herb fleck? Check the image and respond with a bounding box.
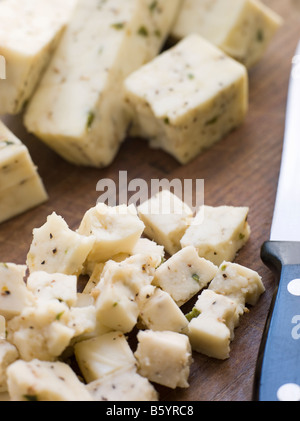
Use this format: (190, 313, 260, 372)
(257, 29, 264, 42)
(239, 233, 245, 240)
(111, 22, 125, 30)
(205, 115, 219, 126)
(221, 264, 227, 271)
(86, 111, 95, 131)
(185, 307, 201, 322)
(192, 273, 200, 282)
(163, 117, 170, 125)
(154, 29, 161, 38)
(1, 140, 14, 147)
(149, 1, 158, 12)
(138, 26, 149, 37)
(0, 263, 8, 269)
(113, 302, 118, 307)
(23, 394, 38, 401)
(187, 73, 195, 80)
(56, 311, 64, 321)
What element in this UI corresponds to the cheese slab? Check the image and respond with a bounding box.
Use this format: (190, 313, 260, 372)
(171, 0, 282, 68)
(124, 34, 248, 164)
(0, 0, 76, 115)
(0, 121, 48, 224)
(24, 0, 181, 168)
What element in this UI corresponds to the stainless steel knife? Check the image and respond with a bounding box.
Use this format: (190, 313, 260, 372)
(253, 41, 300, 401)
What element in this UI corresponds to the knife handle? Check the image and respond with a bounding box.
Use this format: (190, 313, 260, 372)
(253, 241, 300, 401)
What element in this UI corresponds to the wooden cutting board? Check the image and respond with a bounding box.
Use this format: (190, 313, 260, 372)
(0, 0, 298, 402)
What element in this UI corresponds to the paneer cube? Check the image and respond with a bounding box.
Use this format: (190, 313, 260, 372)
(0, 121, 48, 224)
(134, 330, 192, 389)
(26, 212, 95, 276)
(86, 366, 158, 401)
(0, 263, 34, 320)
(187, 289, 239, 360)
(7, 359, 92, 401)
(24, 0, 181, 167)
(0, 0, 76, 114)
(138, 190, 193, 255)
(131, 238, 165, 262)
(137, 285, 188, 333)
(77, 203, 144, 272)
(74, 331, 136, 383)
(0, 340, 19, 393)
(26, 271, 77, 307)
(181, 205, 251, 266)
(209, 261, 265, 314)
(171, 0, 282, 68)
(153, 246, 218, 306)
(124, 34, 248, 164)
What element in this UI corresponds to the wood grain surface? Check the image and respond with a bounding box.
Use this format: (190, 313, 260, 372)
(0, 0, 299, 402)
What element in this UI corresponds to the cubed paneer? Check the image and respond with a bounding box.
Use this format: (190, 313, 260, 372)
(131, 238, 165, 262)
(0, 340, 19, 393)
(0, 121, 48, 224)
(7, 299, 74, 361)
(138, 190, 193, 255)
(153, 246, 218, 306)
(0, 263, 34, 320)
(137, 285, 188, 333)
(77, 203, 144, 272)
(24, 0, 181, 168)
(124, 34, 248, 164)
(181, 205, 250, 266)
(209, 261, 265, 314)
(26, 271, 77, 307)
(86, 366, 158, 401)
(171, 0, 282, 68)
(7, 359, 92, 401)
(187, 290, 239, 360)
(0, 0, 76, 114)
(26, 212, 95, 276)
(74, 331, 136, 383)
(134, 330, 192, 389)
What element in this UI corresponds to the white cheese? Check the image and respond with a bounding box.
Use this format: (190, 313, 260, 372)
(134, 330, 192, 389)
(181, 205, 251, 266)
(138, 189, 193, 255)
(0, 263, 34, 320)
(0, 0, 76, 114)
(0, 316, 5, 339)
(77, 203, 144, 273)
(153, 246, 218, 306)
(24, 0, 181, 167)
(124, 34, 248, 164)
(137, 285, 189, 333)
(171, 0, 282, 68)
(187, 289, 239, 360)
(86, 366, 158, 401)
(0, 121, 48, 224)
(209, 261, 265, 315)
(74, 331, 136, 383)
(0, 340, 19, 393)
(7, 359, 93, 401)
(26, 212, 95, 276)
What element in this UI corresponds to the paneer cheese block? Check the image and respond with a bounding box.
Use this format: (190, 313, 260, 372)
(187, 290, 238, 360)
(0, 121, 48, 224)
(124, 34, 248, 164)
(181, 205, 250, 266)
(86, 366, 158, 401)
(77, 203, 144, 272)
(74, 331, 136, 383)
(0, 316, 5, 339)
(26, 212, 95, 276)
(134, 330, 192, 389)
(7, 359, 93, 401)
(24, 0, 181, 168)
(0, 340, 19, 393)
(209, 261, 265, 315)
(137, 285, 189, 333)
(7, 299, 75, 361)
(171, 0, 282, 68)
(153, 246, 218, 306)
(0, 0, 76, 115)
(138, 190, 193, 255)
(0, 263, 34, 320)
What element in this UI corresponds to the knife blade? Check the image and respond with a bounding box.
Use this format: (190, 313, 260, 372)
(253, 41, 300, 401)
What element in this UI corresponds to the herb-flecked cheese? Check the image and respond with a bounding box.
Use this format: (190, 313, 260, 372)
(24, 0, 181, 168)
(171, 0, 282, 68)
(124, 34, 248, 164)
(0, 0, 76, 114)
